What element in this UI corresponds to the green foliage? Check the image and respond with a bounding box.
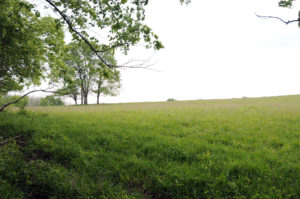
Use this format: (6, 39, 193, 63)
(278, 0, 294, 7)
(40, 95, 64, 106)
(0, 95, 28, 108)
(0, 0, 65, 94)
(93, 68, 121, 104)
(52, 41, 120, 105)
(1, 95, 300, 198)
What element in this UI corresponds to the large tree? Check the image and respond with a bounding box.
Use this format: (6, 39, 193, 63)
(60, 41, 97, 105)
(53, 41, 120, 105)
(0, 0, 64, 94)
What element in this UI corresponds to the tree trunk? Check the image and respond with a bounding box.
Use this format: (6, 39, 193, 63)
(84, 93, 88, 105)
(97, 93, 100, 104)
(96, 81, 102, 105)
(74, 97, 78, 105)
(80, 89, 83, 105)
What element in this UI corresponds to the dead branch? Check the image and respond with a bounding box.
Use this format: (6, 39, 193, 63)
(256, 13, 300, 25)
(0, 135, 22, 146)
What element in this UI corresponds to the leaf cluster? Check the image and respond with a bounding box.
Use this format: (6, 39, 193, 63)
(0, 0, 65, 94)
(278, 0, 294, 7)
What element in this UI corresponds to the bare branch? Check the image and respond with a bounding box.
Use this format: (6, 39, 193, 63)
(0, 89, 60, 112)
(117, 55, 161, 72)
(256, 13, 300, 25)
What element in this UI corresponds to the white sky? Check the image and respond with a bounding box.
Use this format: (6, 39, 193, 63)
(103, 0, 300, 103)
(28, 0, 300, 104)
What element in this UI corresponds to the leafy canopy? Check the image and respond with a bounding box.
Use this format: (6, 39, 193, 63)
(0, 0, 64, 94)
(40, 0, 191, 54)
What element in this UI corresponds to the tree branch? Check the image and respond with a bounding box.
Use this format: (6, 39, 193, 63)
(98, 43, 128, 53)
(256, 13, 300, 25)
(44, 0, 115, 68)
(0, 89, 60, 112)
(43, 0, 157, 70)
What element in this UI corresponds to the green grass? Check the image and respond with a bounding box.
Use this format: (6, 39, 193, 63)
(1, 95, 300, 198)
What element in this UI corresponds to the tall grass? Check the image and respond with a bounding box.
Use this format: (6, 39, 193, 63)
(1, 95, 300, 198)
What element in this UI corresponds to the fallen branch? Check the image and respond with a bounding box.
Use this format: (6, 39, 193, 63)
(256, 13, 300, 25)
(0, 135, 22, 146)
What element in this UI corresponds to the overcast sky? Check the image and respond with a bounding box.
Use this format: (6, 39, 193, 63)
(101, 0, 300, 103)
(30, 0, 300, 103)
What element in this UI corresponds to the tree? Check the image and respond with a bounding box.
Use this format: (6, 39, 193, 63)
(0, 0, 64, 95)
(53, 41, 120, 105)
(93, 68, 121, 104)
(57, 41, 99, 105)
(40, 95, 64, 106)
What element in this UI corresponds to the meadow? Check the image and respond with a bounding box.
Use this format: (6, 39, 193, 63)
(0, 95, 300, 198)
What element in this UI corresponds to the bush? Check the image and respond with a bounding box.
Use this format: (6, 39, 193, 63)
(167, 98, 176, 102)
(40, 96, 64, 106)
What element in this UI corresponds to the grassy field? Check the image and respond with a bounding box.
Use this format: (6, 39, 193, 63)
(1, 95, 300, 198)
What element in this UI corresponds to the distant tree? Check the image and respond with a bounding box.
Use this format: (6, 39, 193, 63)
(40, 95, 64, 106)
(167, 98, 176, 102)
(92, 68, 121, 104)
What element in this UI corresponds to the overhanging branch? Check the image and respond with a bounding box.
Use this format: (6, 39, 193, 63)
(44, 0, 115, 68)
(43, 0, 157, 70)
(256, 13, 300, 25)
(0, 89, 60, 112)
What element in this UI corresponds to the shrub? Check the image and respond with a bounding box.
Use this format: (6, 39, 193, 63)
(167, 98, 176, 102)
(40, 96, 64, 106)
